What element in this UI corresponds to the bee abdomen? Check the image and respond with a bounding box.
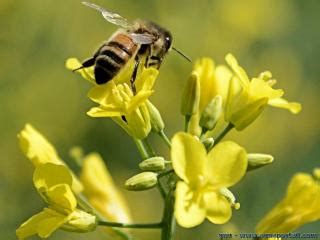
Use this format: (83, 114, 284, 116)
(95, 55, 122, 84)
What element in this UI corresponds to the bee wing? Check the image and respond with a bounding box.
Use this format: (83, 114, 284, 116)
(130, 33, 156, 44)
(82, 2, 133, 29)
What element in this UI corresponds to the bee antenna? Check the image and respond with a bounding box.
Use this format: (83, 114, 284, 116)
(172, 47, 192, 63)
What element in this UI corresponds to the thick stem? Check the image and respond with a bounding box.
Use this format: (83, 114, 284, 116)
(133, 138, 150, 159)
(143, 138, 156, 156)
(214, 123, 234, 145)
(161, 188, 175, 240)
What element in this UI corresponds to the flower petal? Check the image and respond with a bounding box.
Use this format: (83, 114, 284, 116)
(18, 124, 61, 166)
(207, 141, 247, 188)
(16, 208, 67, 239)
(135, 67, 158, 92)
(33, 163, 73, 192)
(171, 132, 207, 183)
(80, 153, 131, 222)
(65, 58, 95, 83)
(268, 97, 302, 114)
(204, 191, 232, 224)
(87, 106, 123, 117)
(47, 184, 77, 212)
(225, 54, 250, 88)
(174, 181, 206, 228)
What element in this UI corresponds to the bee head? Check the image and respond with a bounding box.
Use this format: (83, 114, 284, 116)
(163, 31, 173, 52)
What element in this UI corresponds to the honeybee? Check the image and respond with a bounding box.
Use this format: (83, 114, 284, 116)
(74, 2, 190, 93)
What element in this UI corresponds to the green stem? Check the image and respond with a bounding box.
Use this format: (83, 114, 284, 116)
(161, 188, 175, 240)
(158, 130, 171, 148)
(157, 179, 166, 199)
(133, 138, 150, 159)
(158, 169, 174, 178)
(184, 115, 191, 132)
(214, 123, 234, 145)
(77, 193, 131, 239)
(98, 221, 162, 229)
(143, 138, 156, 156)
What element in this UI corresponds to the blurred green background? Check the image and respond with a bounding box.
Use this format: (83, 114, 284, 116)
(1, 0, 319, 239)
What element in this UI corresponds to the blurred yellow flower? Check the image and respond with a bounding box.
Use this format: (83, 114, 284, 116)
(66, 58, 159, 139)
(256, 169, 320, 233)
(18, 124, 83, 193)
(80, 153, 131, 222)
(225, 54, 301, 130)
(16, 163, 96, 239)
(171, 132, 247, 228)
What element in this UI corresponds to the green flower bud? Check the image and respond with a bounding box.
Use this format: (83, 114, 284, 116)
(200, 95, 223, 131)
(201, 137, 214, 151)
(247, 153, 274, 171)
(139, 157, 168, 171)
(219, 188, 240, 210)
(146, 101, 165, 133)
(125, 172, 158, 191)
(180, 72, 200, 117)
(61, 209, 97, 233)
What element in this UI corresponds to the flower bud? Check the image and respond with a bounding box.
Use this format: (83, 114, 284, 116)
(62, 209, 97, 232)
(180, 72, 200, 117)
(199, 95, 223, 131)
(146, 101, 165, 133)
(219, 188, 240, 210)
(125, 172, 158, 191)
(201, 138, 215, 151)
(313, 168, 320, 180)
(247, 153, 274, 171)
(139, 157, 167, 171)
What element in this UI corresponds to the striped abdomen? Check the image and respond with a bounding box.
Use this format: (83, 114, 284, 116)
(94, 33, 138, 84)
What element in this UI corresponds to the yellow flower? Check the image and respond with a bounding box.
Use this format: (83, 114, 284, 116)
(66, 58, 159, 139)
(18, 124, 83, 193)
(188, 58, 233, 136)
(80, 153, 131, 222)
(225, 54, 302, 130)
(256, 170, 320, 233)
(16, 163, 96, 239)
(171, 132, 247, 228)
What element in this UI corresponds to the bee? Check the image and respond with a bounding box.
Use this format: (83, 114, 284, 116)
(74, 2, 190, 93)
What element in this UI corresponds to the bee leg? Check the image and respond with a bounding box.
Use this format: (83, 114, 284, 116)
(72, 57, 95, 72)
(148, 56, 162, 69)
(130, 56, 141, 95)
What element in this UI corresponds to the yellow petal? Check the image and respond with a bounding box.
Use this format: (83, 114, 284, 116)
(135, 67, 159, 92)
(193, 58, 216, 112)
(127, 90, 154, 113)
(80, 153, 131, 222)
(16, 208, 67, 239)
(47, 184, 77, 213)
(33, 163, 73, 192)
(204, 191, 232, 224)
(268, 97, 302, 114)
(65, 58, 95, 83)
(174, 181, 206, 228)
(18, 124, 61, 166)
(88, 81, 116, 105)
(230, 97, 268, 131)
(18, 124, 83, 193)
(250, 78, 284, 100)
(87, 106, 123, 117)
(207, 141, 247, 188)
(171, 132, 207, 183)
(225, 54, 250, 88)
(125, 104, 151, 139)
